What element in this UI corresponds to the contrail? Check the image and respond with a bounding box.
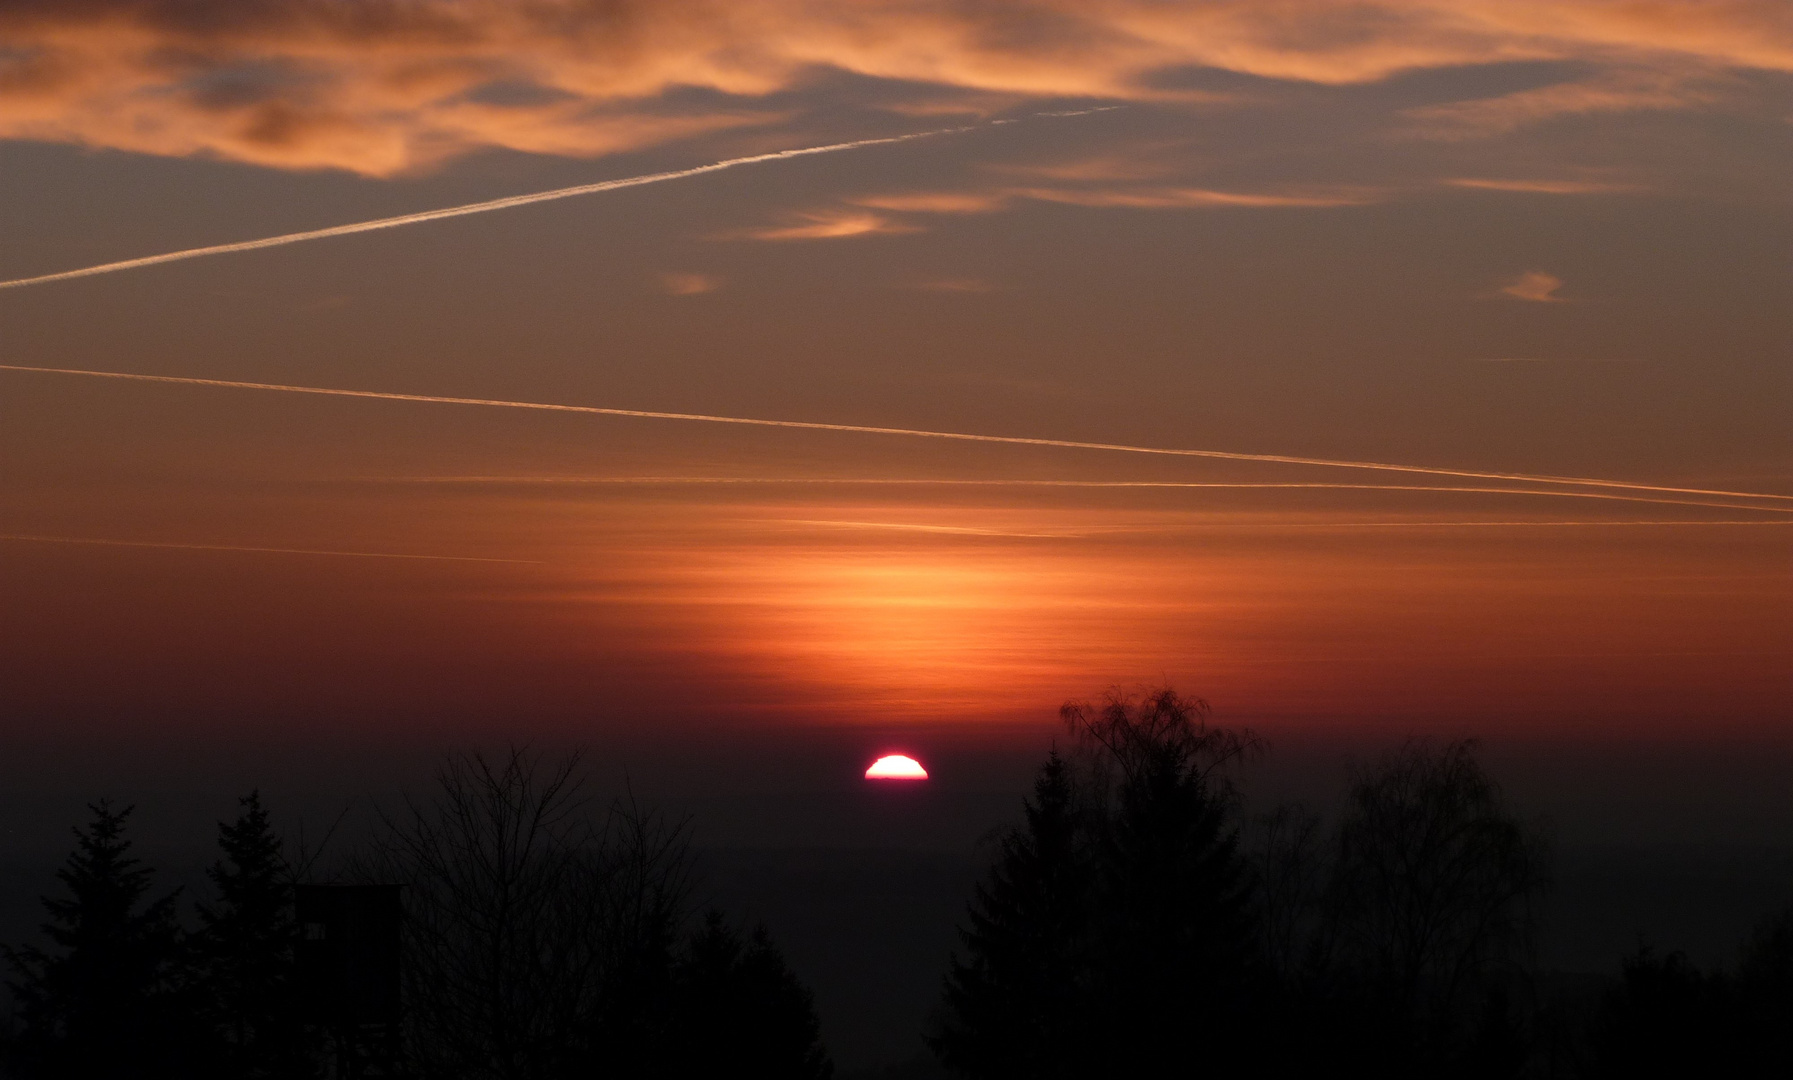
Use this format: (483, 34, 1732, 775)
(1289, 520, 1793, 528)
(354, 475, 1793, 515)
(0, 127, 971, 291)
(6, 363, 1791, 506)
(0, 534, 539, 563)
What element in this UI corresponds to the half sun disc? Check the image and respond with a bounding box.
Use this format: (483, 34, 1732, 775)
(865, 754, 929, 780)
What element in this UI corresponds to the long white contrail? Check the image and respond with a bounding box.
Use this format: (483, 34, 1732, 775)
(6, 363, 1791, 505)
(0, 127, 970, 292)
(346, 475, 1793, 515)
(1292, 520, 1793, 528)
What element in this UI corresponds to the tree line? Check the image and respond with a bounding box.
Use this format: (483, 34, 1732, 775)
(932, 689, 1793, 1078)
(0, 751, 831, 1080)
(5, 696, 1790, 1079)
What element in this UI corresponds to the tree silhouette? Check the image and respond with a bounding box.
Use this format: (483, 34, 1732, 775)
(583, 788, 690, 1078)
(356, 749, 632, 1080)
(932, 751, 1096, 1079)
(936, 690, 1261, 1077)
(667, 911, 833, 1080)
(353, 748, 829, 1080)
(1588, 904, 1793, 1077)
(1250, 802, 1327, 989)
(1735, 902, 1793, 1069)
(1586, 945, 1729, 1078)
(1328, 743, 1547, 1029)
(1076, 692, 1258, 1073)
(938, 702, 1573, 1077)
(2, 801, 189, 1079)
(1295, 740, 1549, 1074)
(192, 790, 310, 1079)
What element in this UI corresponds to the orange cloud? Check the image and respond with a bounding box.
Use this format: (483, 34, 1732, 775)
(1009, 185, 1382, 209)
(2, 1, 1791, 175)
(990, 152, 1180, 183)
(733, 209, 922, 241)
(740, 180, 1375, 251)
(1445, 177, 1642, 195)
(850, 191, 1009, 213)
(1499, 270, 1567, 302)
(1404, 68, 1722, 138)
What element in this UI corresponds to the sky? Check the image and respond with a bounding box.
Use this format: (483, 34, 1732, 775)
(2, 1, 1791, 795)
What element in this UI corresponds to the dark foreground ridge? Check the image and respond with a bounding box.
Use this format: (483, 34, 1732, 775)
(3, 693, 1791, 1078)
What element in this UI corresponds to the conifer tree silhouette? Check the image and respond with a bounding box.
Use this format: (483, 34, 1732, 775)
(1097, 717, 1256, 1072)
(932, 751, 1095, 1080)
(1075, 690, 1258, 1075)
(193, 790, 310, 1079)
(936, 691, 1260, 1078)
(2, 800, 187, 1079)
(668, 911, 833, 1079)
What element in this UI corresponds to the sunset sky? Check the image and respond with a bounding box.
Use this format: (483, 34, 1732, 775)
(2, 1, 1790, 793)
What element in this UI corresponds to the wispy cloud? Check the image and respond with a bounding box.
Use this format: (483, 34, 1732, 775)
(659, 272, 721, 295)
(987, 149, 1181, 183)
(1498, 270, 1566, 302)
(850, 191, 1009, 213)
(770, 519, 1093, 539)
(1405, 69, 1720, 138)
(1009, 185, 1381, 209)
(811, 181, 1381, 238)
(1445, 177, 1642, 195)
(732, 208, 923, 241)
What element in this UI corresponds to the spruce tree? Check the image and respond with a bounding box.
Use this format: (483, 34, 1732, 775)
(1098, 736, 1256, 1073)
(937, 693, 1263, 1078)
(667, 912, 833, 1079)
(193, 790, 309, 1079)
(3, 800, 186, 1079)
(932, 751, 1097, 1080)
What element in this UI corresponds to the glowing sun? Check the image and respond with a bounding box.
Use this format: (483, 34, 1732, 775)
(865, 754, 929, 781)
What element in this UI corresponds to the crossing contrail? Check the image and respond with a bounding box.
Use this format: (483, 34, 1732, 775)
(0, 126, 972, 291)
(5, 362, 1791, 506)
(345, 475, 1793, 515)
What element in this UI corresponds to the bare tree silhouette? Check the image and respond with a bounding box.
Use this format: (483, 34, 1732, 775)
(353, 748, 830, 1080)
(1324, 742, 1549, 1043)
(353, 749, 688, 1079)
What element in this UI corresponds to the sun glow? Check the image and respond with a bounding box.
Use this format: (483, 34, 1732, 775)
(865, 754, 929, 780)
